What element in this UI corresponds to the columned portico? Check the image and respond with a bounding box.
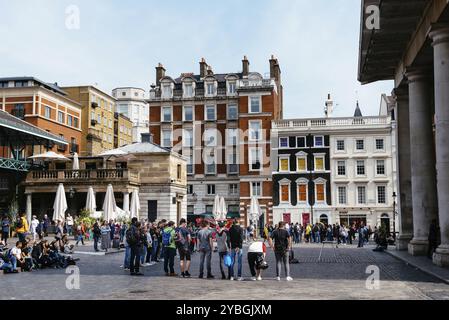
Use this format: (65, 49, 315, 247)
(393, 88, 414, 250)
(406, 69, 438, 256)
(429, 25, 449, 267)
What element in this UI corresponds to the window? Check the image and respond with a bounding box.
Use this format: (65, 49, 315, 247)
(67, 115, 73, 127)
(187, 185, 194, 195)
(297, 137, 306, 148)
(337, 161, 346, 176)
(314, 156, 325, 171)
(297, 157, 307, 172)
(91, 111, 95, 121)
(44, 106, 51, 119)
(316, 183, 325, 202)
(314, 136, 324, 147)
(298, 184, 307, 202)
(97, 114, 101, 124)
(376, 139, 385, 150)
(377, 186, 386, 204)
(357, 186, 366, 204)
(227, 129, 238, 146)
(162, 130, 172, 147)
(183, 129, 193, 147)
(205, 105, 216, 121)
(206, 205, 213, 215)
(187, 154, 194, 175)
(281, 184, 290, 203)
(205, 153, 216, 175)
(184, 84, 194, 98)
(177, 164, 182, 180)
(251, 182, 262, 197)
(58, 111, 64, 123)
(250, 148, 262, 171)
(187, 205, 194, 215)
(356, 139, 365, 150)
(376, 160, 386, 175)
(337, 140, 345, 151)
(279, 137, 289, 148)
(228, 104, 238, 120)
(162, 106, 172, 122)
(162, 84, 172, 98)
(229, 184, 238, 195)
(184, 106, 193, 121)
(207, 184, 216, 195)
(279, 157, 289, 172)
(250, 96, 261, 113)
(206, 83, 215, 96)
(249, 121, 262, 141)
(204, 129, 217, 147)
(338, 186, 347, 205)
(356, 160, 366, 176)
(12, 104, 25, 119)
(228, 81, 237, 95)
(228, 152, 238, 174)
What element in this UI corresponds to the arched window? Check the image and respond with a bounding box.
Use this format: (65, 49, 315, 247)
(320, 214, 328, 224)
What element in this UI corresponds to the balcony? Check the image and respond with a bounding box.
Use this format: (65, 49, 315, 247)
(26, 169, 140, 185)
(272, 116, 391, 130)
(86, 128, 101, 141)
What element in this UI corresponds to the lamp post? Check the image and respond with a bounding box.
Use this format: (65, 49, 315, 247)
(392, 192, 397, 241)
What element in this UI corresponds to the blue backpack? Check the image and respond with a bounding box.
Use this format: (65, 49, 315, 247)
(162, 229, 172, 246)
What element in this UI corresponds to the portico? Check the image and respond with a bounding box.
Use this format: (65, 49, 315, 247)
(359, 0, 449, 266)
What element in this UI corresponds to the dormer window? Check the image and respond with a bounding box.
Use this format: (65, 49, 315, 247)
(183, 82, 195, 98)
(228, 81, 237, 95)
(162, 83, 173, 99)
(206, 83, 215, 96)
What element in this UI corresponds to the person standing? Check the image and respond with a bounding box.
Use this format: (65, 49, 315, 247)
(268, 221, 293, 281)
(66, 214, 74, 236)
(42, 214, 50, 237)
(15, 213, 29, 243)
(75, 222, 85, 246)
(101, 222, 111, 252)
(126, 218, 144, 276)
(177, 218, 191, 278)
(229, 219, 244, 281)
(1, 215, 10, 245)
(248, 240, 267, 281)
(357, 222, 365, 248)
(92, 220, 101, 252)
(30, 216, 39, 241)
(216, 222, 229, 280)
(197, 220, 214, 279)
(55, 220, 64, 249)
(161, 221, 177, 276)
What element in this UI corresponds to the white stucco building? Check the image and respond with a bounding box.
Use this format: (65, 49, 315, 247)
(112, 87, 149, 143)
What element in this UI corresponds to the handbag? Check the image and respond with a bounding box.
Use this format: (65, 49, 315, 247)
(224, 253, 233, 268)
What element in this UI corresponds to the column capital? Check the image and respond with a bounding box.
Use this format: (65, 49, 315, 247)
(392, 86, 409, 102)
(429, 23, 449, 46)
(404, 67, 432, 83)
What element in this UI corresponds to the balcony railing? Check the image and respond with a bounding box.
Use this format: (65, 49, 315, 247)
(273, 116, 391, 129)
(27, 169, 140, 184)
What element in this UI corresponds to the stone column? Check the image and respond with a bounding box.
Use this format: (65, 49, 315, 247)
(406, 68, 438, 256)
(393, 88, 414, 250)
(123, 192, 130, 214)
(26, 193, 32, 225)
(429, 25, 449, 267)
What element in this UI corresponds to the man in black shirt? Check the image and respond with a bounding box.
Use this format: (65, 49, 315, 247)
(229, 219, 244, 281)
(269, 221, 293, 281)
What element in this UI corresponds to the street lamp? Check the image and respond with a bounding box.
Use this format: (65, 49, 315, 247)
(392, 192, 397, 241)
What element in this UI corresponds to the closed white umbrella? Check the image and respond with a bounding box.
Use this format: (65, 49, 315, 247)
(249, 196, 262, 222)
(212, 194, 221, 221)
(103, 184, 117, 221)
(85, 186, 96, 215)
(219, 197, 227, 221)
(72, 152, 80, 170)
(53, 184, 68, 222)
(130, 190, 141, 219)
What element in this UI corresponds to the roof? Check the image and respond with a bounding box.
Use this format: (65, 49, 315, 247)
(108, 141, 171, 155)
(173, 73, 243, 83)
(0, 110, 67, 146)
(354, 102, 363, 117)
(358, 0, 431, 84)
(0, 76, 67, 96)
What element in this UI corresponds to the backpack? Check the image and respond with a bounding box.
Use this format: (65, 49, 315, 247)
(162, 229, 172, 246)
(274, 229, 289, 252)
(126, 227, 138, 246)
(16, 217, 23, 229)
(175, 228, 187, 248)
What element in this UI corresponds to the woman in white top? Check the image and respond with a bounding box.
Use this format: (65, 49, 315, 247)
(247, 241, 267, 281)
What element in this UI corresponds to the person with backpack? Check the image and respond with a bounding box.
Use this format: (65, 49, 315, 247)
(1, 215, 10, 246)
(197, 220, 214, 279)
(15, 213, 29, 243)
(248, 239, 267, 281)
(162, 221, 177, 277)
(175, 219, 191, 277)
(126, 218, 144, 276)
(229, 218, 244, 281)
(268, 221, 293, 281)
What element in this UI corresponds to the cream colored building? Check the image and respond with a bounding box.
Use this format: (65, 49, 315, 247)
(115, 113, 133, 148)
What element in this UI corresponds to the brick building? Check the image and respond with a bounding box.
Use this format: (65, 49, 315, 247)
(0, 77, 82, 156)
(148, 56, 283, 226)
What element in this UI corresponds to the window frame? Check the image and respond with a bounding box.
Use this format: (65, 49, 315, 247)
(337, 160, 346, 176)
(183, 105, 194, 122)
(314, 154, 326, 172)
(337, 185, 347, 205)
(249, 95, 262, 113)
(251, 182, 262, 197)
(297, 180, 308, 204)
(227, 103, 238, 120)
(161, 106, 172, 122)
(377, 185, 387, 205)
(296, 136, 306, 148)
(356, 160, 366, 176)
(205, 105, 216, 121)
(279, 137, 289, 149)
(161, 129, 172, 148)
(279, 156, 290, 173)
(314, 135, 324, 147)
(248, 120, 262, 142)
(249, 147, 263, 172)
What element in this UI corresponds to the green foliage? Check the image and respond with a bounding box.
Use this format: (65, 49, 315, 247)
(78, 209, 91, 220)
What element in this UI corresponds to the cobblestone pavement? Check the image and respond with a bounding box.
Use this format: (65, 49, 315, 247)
(1, 243, 449, 300)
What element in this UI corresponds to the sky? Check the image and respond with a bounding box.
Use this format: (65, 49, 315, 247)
(0, 0, 393, 118)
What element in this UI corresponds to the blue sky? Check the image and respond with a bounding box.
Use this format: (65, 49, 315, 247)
(0, 0, 392, 118)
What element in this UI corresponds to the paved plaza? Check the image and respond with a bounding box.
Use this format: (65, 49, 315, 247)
(1, 242, 449, 300)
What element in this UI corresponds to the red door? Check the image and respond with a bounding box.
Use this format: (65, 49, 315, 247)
(283, 213, 291, 224)
(302, 213, 310, 226)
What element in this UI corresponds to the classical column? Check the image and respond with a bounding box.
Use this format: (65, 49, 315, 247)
(123, 192, 130, 214)
(406, 68, 438, 256)
(429, 25, 449, 267)
(26, 193, 32, 225)
(393, 88, 414, 250)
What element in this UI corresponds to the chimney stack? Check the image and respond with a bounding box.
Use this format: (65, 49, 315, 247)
(207, 65, 214, 76)
(325, 93, 334, 118)
(200, 58, 208, 78)
(242, 56, 250, 76)
(269, 55, 281, 82)
(155, 63, 166, 87)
